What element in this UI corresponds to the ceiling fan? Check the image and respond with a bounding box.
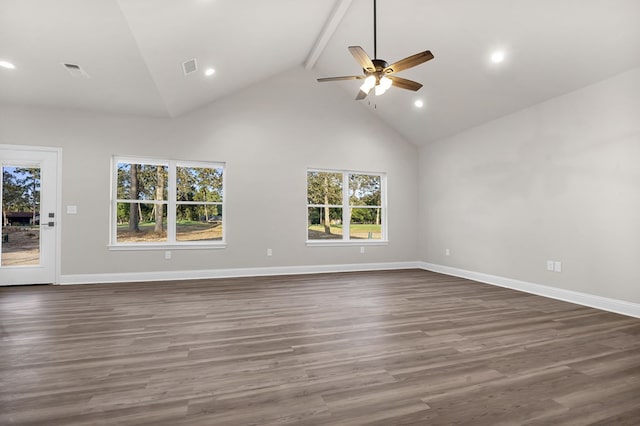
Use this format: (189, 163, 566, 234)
(317, 0, 434, 100)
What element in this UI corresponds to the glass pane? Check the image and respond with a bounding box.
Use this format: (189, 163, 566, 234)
(176, 204, 223, 241)
(177, 166, 224, 202)
(116, 203, 167, 243)
(2, 166, 41, 266)
(307, 172, 342, 205)
(307, 207, 343, 240)
(117, 163, 168, 201)
(349, 208, 383, 240)
(349, 174, 381, 206)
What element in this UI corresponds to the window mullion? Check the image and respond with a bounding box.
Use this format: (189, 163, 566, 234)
(382, 174, 387, 240)
(111, 157, 118, 245)
(343, 172, 349, 240)
(167, 161, 177, 244)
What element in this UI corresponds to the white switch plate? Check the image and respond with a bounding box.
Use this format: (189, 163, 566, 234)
(267, 248, 272, 256)
(164, 251, 171, 260)
(360, 246, 365, 254)
(554, 261, 562, 272)
(445, 248, 450, 256)
(66, 205, 77, 214)
(547, 260, 555, 271)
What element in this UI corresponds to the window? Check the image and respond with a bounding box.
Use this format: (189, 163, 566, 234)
(307, 169, 386, 243)
(111, 157, 224, 247)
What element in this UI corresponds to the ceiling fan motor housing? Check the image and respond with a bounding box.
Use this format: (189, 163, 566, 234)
(371, 59, 389, 73)
(365, 59, 393, 85)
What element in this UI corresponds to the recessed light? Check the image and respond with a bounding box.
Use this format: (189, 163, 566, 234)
(205, 68, 215, 76)
(414, 99, 424, 108)
(491, 50, 505, 63)
(0, 60, 16, 70)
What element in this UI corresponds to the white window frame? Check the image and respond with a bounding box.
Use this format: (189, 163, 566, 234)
(306, 168, 388, 246)
(109, 156, 226, 250)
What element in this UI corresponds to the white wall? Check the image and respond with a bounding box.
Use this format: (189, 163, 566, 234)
(0, 67, 419, 279)
(4, 59, 637, 307)
(419, 67, 640, 304)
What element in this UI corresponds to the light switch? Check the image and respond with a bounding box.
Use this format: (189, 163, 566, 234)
(554, 261, 562, 273)
(67, 205, 78, 214)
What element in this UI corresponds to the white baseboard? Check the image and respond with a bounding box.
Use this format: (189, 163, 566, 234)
(58, 261, 639, 319)
(58, 261, 422, 285)
(419, 262, 640, 319)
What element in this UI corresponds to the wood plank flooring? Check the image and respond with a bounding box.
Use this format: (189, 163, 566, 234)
(1, 269, 639, 425)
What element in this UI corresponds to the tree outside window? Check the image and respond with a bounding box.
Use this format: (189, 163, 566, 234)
(307, 169, 385, 242)
(112, 158, 224, 246)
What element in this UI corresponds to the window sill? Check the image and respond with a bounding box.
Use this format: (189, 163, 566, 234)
(306, 240, 388, 247)
(108, 243, 226, 251)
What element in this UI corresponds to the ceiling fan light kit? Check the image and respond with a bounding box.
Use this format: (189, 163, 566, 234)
(317, 0, 434, 100)
(374, 76, 392, 95)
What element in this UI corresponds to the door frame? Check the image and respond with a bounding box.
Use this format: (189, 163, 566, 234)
(1, 144, 62, 285)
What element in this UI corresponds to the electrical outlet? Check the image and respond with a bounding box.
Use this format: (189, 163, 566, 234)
(546, 260, 554, 271)
(267, 248, 272, 257)
(360, 246, 365, 254)
(445, 248, 450, 256)
(164, 251, 171, 260)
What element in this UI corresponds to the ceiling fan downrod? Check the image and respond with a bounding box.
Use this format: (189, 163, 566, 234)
(373, 0, 377, 59)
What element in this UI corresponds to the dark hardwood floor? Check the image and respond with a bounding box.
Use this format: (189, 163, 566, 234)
(1, 269, 639, 425)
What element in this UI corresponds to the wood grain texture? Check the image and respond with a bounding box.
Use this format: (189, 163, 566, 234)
(1, 269, 639, 425)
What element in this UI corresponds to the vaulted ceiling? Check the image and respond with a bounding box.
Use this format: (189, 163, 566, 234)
(2, 0, 640, 145)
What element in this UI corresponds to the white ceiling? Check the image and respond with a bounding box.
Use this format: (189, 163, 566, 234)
(2, 0, 640, 145)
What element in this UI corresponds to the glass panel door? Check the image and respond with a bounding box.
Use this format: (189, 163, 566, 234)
(0, 146, 58, 285)
(2, 166, 41, 267)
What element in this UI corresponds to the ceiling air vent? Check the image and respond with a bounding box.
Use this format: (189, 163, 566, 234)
(182, 58, 197, 75)
(63, 63, 90, 79)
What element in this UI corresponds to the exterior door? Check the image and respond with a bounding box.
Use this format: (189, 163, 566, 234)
(1, 146, 59, 285)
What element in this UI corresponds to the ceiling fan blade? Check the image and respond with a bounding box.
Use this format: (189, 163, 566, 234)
(355, 89, 368, 100)
(384, 50, 434, 74)
(348, 46, 376, 73)
(388, 76, 423, 91)
(317, 75, 364, 82)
